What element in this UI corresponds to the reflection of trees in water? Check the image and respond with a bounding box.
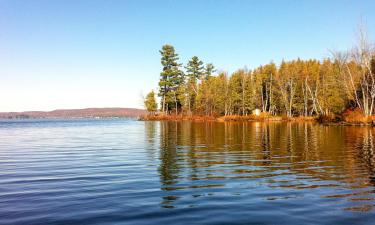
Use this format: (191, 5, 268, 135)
(185, 122, 199, 181)
(345, 127, 375, 187)
(158, 122, 180, 186)
(359, 129, 375, 182)
(361, 129, 375, 186)
(155, 121, 375, 208)
(157, 121, 188, 208)
(261, 123, 271, 164)
(286, 123, 294, 157)
(144, 121, 158, 160)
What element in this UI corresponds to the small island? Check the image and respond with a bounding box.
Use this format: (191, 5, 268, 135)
(142, 28, 375, 125)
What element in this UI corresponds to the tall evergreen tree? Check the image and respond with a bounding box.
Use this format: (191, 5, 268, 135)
(158, 44, 184, 114)
(185, 56, 204, 114)
(204, 63, 216, 80)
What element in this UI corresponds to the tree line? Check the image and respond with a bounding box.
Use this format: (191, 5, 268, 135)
(145, 28, 375, 117)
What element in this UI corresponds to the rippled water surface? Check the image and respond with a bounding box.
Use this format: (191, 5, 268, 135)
(0, 119, 375, 225)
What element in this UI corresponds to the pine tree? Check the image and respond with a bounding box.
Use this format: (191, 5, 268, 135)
(158, 44, 184, 114)
(204, 63, 216, 80)
(185, 56, 204, 114)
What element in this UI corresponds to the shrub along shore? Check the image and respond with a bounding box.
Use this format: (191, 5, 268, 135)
(140, 108, 375, 126)
(140, 113, 309, 122)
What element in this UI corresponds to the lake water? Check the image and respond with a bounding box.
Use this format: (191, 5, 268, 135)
(0, 119, 374, 225)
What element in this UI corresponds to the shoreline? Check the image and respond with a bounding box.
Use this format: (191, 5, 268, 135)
(140, 114, 315, 122)
(139, 114, 375, 126)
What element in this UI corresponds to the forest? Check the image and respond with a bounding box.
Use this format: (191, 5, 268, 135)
(144, 27, 375, 121)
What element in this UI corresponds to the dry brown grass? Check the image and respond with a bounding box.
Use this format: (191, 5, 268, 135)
(342, 108, 369, 123)
(291, 116, 317, 122)
(141, 113, 279, 122)
(139, 114, 216, 121)
(141, 111, 375, 125)
(217, 112, 284, 122)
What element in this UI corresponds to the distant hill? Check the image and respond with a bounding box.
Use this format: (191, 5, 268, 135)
(0, 108, 146, 119)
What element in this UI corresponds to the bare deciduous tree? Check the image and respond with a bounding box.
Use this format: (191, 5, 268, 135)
(332, 24, 375, 116)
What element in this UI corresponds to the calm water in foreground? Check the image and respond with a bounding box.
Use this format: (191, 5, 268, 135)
(0, 119, 375, 225)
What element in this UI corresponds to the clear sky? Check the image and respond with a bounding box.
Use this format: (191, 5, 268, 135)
(0, 0, 374, 112)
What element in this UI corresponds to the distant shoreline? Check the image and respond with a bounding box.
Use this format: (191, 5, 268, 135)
(0, 117, 137, 120)
(0, 107, 146, 119)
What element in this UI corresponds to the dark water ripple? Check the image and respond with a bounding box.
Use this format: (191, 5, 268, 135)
(0, 119, 374, 224)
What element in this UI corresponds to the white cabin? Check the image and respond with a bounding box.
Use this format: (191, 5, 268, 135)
(252, 108, 261, 116)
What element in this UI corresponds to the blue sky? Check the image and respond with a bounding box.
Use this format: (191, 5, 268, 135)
(0, 0, 374, 111)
